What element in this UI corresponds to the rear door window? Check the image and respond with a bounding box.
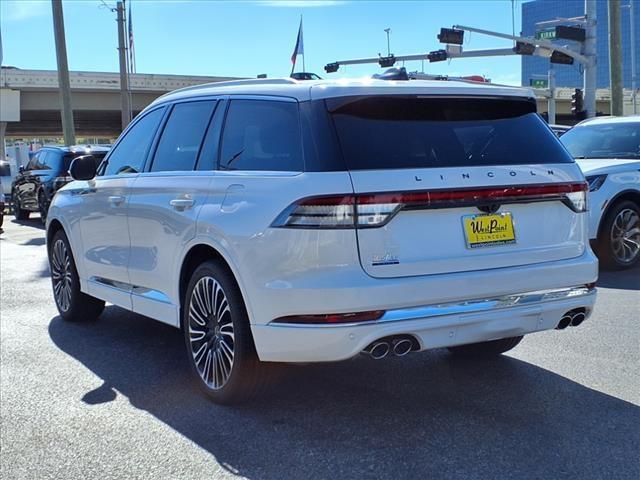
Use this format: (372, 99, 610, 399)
(328, 96, 574, 170)
(151, 101, 217, 172)
(103, 107, 165, 176)
(220, 99, 303, 171)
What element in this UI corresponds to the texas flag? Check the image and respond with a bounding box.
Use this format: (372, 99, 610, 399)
(291, 18, 304, 71)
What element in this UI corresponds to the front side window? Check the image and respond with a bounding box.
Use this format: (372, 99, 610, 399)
(561, 122, 640, 159)
(151, 101, 216, 172)
(26, 153, 40, 171)
(220, 100, 303, 171)
(103, 107, 165, 176)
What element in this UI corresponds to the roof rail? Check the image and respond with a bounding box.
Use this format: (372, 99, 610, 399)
(158, 77, 299, 100)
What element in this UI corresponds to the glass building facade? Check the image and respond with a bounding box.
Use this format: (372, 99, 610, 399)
(521, 0, 639, 88)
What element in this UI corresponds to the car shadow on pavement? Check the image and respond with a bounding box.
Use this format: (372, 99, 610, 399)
(49, 307, 640, 480)
(10, 217, 45, 230)
(597, 265, 640, 291)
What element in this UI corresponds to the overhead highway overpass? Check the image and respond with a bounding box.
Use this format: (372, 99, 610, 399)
(0, 67, 240, 147)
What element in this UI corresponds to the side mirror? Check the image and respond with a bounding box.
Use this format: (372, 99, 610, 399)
(69, 155, 97, 181)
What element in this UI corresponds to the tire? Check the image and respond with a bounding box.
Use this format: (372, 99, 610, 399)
(596, 200, 640, 270)
(182, 260, 276, 404)
(49, 229, 105, 321)
(38, 191, 49, 225)
(14, 195, 30, 220)
(447, 336, 523, 357)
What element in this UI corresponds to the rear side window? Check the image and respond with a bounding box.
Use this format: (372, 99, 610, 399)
(103, 107, 164, 176)
(151, 101, 217, 172)
(328, 96, 574, 170)
(220, 100, 303, 171)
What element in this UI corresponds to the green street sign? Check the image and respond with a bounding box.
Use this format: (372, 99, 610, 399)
(530, 79, 549, 88)
(535, 29, 556, 40)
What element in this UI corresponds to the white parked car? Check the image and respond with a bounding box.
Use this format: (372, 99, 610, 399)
(561, 116, 640, 269)
(46, 78, 598, 403)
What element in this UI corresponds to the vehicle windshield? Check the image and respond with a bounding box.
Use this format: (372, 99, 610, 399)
(328, 96, 574, 170)
(560, 122, 640, 159)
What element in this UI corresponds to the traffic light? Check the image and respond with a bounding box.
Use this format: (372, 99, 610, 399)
(324, 62, 340, 73)
(437, 28, 464, 45)
(427, 49, 448, 62)
(378, 55, 396, 68)
(513, 41, 535, 55)
(571, 88, 585, 118)
(550, 51, 574, 65)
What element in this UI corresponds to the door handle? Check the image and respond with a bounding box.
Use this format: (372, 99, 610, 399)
(108, 195, 125, 206)
(169, 198, 194, 211)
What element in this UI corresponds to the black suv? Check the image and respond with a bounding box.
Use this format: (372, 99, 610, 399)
(12, 145, 110, 223)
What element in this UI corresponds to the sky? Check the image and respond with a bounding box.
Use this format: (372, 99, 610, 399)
(0, 0, 525, 85)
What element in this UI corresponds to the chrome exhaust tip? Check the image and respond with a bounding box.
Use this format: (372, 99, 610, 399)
(570, 312, 586, 327)
(556, 316, 571, 330)
(367, 342, 390, 360)
(392, 338, 413, 357)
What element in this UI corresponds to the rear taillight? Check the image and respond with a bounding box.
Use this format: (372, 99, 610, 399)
(275, 195, 356, 228)
(272, 182, 588, 229)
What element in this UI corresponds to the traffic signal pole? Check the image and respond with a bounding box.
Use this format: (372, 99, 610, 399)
(583, 0, 597, 118)
(548, 68, 556, 124)
(608, 0, 623, 116)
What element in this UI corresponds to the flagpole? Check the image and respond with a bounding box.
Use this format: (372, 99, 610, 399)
(301, 15, 305, 72)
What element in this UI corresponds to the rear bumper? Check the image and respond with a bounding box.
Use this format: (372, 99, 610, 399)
(253, 285, 597, 362)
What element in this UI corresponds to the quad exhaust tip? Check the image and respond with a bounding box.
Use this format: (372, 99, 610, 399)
(392, 338, 413, 357)
(556, 309, 587, 330)
(367, 341, 391, 360)
(363, 336, 417, 359)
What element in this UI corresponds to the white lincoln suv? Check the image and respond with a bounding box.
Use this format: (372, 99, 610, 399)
(560, 115, 640, 269)
(46, 78, 598, 404)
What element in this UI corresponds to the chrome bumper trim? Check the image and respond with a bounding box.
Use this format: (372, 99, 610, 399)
(269, 285, 596, 328)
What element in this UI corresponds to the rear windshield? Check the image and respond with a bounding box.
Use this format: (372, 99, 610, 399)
(328, 96, 574, 170)
(63, 152, 107, 171)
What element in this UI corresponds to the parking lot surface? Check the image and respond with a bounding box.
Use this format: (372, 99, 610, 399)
(1, 217, 639, 480)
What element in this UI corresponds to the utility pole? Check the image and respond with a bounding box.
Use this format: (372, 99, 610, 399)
(116, 1, 131, 130)
(608, 0, 623, 116)
(623, 1, 637, 114)
(51, 0, 75, 146)
(631, 0, 638, 114)
(584, 0, 598, 118)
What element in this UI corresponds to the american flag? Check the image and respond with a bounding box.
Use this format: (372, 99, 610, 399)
(128, 1, 136, 74)
(290, 17, 304, 72)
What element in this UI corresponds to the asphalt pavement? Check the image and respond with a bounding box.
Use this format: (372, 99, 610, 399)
(1, 215, 639, 480)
